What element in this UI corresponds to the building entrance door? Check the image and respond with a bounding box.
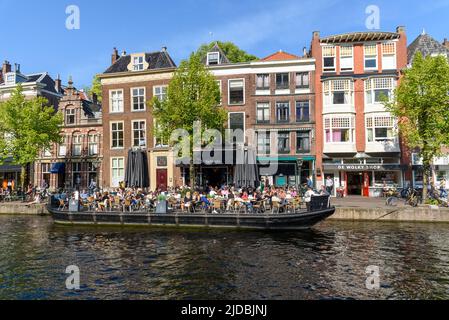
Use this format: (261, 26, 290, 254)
(347, 172, 363, 196)
(156, 169, 168, 191)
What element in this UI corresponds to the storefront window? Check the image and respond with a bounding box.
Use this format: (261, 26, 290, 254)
(374, 171, 400, 187)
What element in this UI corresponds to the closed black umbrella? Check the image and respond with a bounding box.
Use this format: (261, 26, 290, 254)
(125, 150, 150, 188)
(233, 147, 259, 188)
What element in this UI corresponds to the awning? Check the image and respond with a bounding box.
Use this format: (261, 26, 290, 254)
(257, 156, 316, 162)
(0, 165, 21, 173)
(50, 162, 65, 174)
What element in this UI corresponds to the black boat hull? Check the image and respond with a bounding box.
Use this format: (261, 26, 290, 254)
(47, 207, 335, 230)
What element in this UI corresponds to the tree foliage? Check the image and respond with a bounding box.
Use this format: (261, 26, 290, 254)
(196, 41, 258, 63)
(385, 53, 449, 199)
(0, 86, 63, 187)
(87, 75, 102, 103)
(149, 53, 227, 187)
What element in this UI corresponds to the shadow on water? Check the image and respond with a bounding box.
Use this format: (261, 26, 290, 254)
(1, 216, 449, 300)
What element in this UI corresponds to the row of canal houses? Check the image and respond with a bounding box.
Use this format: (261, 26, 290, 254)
(1, 27, 449, 197)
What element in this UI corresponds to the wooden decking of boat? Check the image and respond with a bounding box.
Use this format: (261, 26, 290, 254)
(47, 195, 335, 231)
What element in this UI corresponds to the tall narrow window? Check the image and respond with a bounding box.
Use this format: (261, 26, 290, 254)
(340, 45, 353, 71)
(276, 102, 290, 123)
(110, 90, 124, 113)
(66, 108, 75, 125)
(111, 122, 124, 149)
(296, 132, 311, 153)
(295, 72, 309, 88)
(382, 42, 396, 70)
(296, 101, 310, 122)
(132, 121, 146, 148)
(276, 73, 289, 89)
(323, 46, 336, 72)
(257, 132, 271, 155)
(72, 134, 82, 156)
(256, 74, 270, 90)
(154, 86, 168, 102)
(59, 136, 68, 157)
(132, 88, 145, 111)
(111, 157, 125, 187)
(229, 80, 244, 105)
(88, 133, 98, 156)
(72, 163, 82, 186)
(364, 44, 378, 70)
(256, 102, 270, 124)
(277, 132, 290, 154)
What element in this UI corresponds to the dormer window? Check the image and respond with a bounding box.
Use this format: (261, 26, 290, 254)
(133, 56, 144, 71)
(207, 52, 220, 65)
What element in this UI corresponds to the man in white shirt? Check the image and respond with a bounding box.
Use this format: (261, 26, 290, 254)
(326, 177, 334, 195)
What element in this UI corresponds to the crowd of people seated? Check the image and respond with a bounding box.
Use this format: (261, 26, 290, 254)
(53, 182, 328, 214)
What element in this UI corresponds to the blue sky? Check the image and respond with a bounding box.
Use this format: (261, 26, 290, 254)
(1, 0, 448, 88)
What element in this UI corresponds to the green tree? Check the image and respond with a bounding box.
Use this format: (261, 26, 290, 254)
(149, 53, 227, 189)
(87, 75, 102, 103)
(196, 41, 258, 63)
(0, 86, 63, 191)
(385, 53, 449, 200)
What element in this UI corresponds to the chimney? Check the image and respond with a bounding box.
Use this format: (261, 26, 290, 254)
(55, 74, 62, 93)
(313, 31, 320, 39)
(2, 60, 11, 75)
(443, 38, 449, 49)
(396, 26, 406, 34)
(111, 47, 119, 65)
(121, 50, 127, 56)
(92, 92, 98, 105)
(162, 46, 167, 52)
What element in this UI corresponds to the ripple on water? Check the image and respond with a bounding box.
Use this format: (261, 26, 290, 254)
(1, 216, 449, 299)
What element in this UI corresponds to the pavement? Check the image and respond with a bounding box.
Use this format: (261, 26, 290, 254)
(331, 196, 405, 209)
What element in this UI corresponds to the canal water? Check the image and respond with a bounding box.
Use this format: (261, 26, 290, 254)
(1, 215, 449, 300)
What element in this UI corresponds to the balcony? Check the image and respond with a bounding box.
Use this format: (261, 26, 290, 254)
(322, 103, 355, 115)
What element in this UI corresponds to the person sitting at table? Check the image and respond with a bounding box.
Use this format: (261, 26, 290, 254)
(80, 190, 89, 202)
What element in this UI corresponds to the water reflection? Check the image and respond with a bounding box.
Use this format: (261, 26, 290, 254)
(1, 216, 449, 300)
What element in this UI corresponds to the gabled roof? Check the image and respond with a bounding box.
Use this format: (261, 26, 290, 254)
(261, 50, 301, 61)
(0, 71, 62, 95)
(201, 42, 230, 65)
(104, 50, 177, 74)
(321, 31, 400, 44)
(407, 32, 449, 64)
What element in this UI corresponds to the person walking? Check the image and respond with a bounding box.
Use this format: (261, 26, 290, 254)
(325, 176, 334, 196)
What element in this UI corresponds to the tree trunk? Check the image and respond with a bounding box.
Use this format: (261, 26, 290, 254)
(422, 161, 431, 201)
(20, 165, 26, 197)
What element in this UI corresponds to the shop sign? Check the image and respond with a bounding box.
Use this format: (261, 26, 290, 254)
(324, 164, 400, 171)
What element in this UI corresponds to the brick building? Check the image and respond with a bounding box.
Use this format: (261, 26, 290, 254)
(98, 47, 179, 190)
(33, 78, 103, 191)
(310, 27, 408, 197)
(0, 61, 63, 190)
(201, 46, 316, 187)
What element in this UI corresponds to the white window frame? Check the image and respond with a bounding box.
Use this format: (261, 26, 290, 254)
(339, 45, 354, 72)
(364, 44, 378, 71)
(207, 52, 220, 65)
(323, 79, 354, 106)
(132, 120, 147, 148)
(228, 79, 245, 106)
(215, 80, 222, 105)
(109, 89, 124, 113)
(59, 136, 68, 157)
(153, 85, 168, 102)
(257, 132, 271, 155)
(133, 56, 144, 71)
(72, 134, 83, 157)
(365, 77, 395, 105)
(322, 46, 336, 72)
(111, 157, 125, 187)
(381, 42, 397, 70)
(131, 87, 146, 112)
(88, 133, 99, 156)
(256, 74, 270, 90)
(295, 72, 310, 88)
(66, 108, 76, 125)
(324, 116, 355, 144)
(110, 121, 124, 150)
(366, 115, 397, 143)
